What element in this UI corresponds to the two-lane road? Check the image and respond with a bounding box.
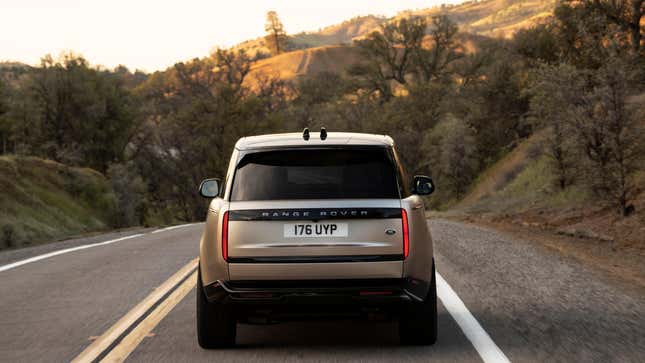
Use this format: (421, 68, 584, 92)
(1, 220, 644, 362)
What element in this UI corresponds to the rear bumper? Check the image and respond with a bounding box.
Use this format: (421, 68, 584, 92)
(203, 278, 421, 305)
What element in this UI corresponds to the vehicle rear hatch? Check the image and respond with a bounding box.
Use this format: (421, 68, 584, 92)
(225, 147, 406, 280)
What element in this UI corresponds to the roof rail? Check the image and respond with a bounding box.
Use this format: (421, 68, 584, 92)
(320, 127, 327, 140)
(302, 127, 310, 141)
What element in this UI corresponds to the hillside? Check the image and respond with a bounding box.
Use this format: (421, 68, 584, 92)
(455, 93, 645, 241)
(0, 156, 117, 249)
(237, 0, 555, 84)
(233, 15, 387, 57)
(439, 129, 645, 286)
(244, 32, 490, 86)
(234, 0, 555, 57)
(453, 131, 644, 244)
(404, 0, 555, 37)
(244, 45, 363, 86)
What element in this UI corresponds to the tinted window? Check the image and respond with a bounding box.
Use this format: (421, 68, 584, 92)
(230, 148, 399, 200)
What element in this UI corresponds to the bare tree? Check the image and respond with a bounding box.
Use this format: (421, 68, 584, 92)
(573, 58, 644, 215)
(413, 15, 462, 83)
(349, 17, 426, 101)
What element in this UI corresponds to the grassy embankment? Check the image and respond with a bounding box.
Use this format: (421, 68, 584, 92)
(438, 125, 645, 287)
(0, 155, 117, 250)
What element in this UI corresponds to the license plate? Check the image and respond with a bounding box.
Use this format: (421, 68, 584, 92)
(284, 223, 348, 238)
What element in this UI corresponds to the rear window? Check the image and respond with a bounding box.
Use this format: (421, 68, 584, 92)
(230, 148, 399, 201)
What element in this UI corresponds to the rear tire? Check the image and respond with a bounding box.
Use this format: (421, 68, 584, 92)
(399, 260, 438, 345)
(196, 266, 236, 348)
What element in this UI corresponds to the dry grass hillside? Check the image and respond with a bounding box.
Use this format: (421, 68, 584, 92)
(234, 0, 555, 58)
(244, 32, 490, 87)
(412, 0, 555, 37)
(244, 45, 364, 87)
(292, 15, 386, 47)
(232, 16, 386, 58)
(238, 0, 555, 86)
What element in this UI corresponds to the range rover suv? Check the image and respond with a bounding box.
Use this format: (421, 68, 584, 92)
(196, 129, 437, 348)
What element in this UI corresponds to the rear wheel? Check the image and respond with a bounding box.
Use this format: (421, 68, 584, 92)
(399, 261, 437, 345)
(196, 266, 236, 348)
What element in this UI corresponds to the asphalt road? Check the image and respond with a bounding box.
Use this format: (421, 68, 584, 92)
(1, 220, 644, 362)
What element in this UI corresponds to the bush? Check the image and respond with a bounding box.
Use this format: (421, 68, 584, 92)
(2, 225, 15, 249)
(107, 163, 146, 228)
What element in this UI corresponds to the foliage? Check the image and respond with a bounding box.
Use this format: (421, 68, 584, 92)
(1, 3, 643, 232)
(0, 156, 117, 249)
(424, 116, 479, 203)
(349, 16, 427, 101)
(526, 63, 583, 189)
(573, 0, 644, 54)
(107, 162, 147, 227)
(528, 57, 644, 215)
(265, 11, 289, 55)
(132, 49, 286, 220)
(0, 53, 139, 173)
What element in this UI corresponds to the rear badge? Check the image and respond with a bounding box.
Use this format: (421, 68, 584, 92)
(385, 229, 396, 235)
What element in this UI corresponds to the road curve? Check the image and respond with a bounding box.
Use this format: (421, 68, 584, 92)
(0, 220, 643, 362)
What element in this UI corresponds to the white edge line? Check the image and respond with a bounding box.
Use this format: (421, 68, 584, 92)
(436, 271, 511, 363)
(0, 223, 203, 273)
(3, 221, 509, 363)
(151, 222, 201, 234)
(0, 234, 143, 273)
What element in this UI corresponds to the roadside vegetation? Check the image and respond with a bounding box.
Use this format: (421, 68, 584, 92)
(0, 156, 117, 248)
(0, 0, 643, 250)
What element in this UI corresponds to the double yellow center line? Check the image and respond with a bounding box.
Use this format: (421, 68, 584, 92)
(72, 258, 199, 363)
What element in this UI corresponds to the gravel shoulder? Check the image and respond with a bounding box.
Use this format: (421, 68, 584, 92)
(431, 218, 645, 363)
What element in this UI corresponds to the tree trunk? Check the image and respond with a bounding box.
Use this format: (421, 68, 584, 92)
(630, 0, 643, 53)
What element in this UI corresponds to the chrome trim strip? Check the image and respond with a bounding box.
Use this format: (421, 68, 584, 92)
(238, 242, 389, 248)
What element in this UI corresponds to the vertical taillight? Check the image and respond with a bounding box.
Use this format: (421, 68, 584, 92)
(401, 208, 409, 259)
(222, 211, 229, 262)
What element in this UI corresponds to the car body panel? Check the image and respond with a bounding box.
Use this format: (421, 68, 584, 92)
(199, 132, 434, 302)
(226, 199, 403, 260)
(235, 132, 393, 150)
(228, 261, 403, 280)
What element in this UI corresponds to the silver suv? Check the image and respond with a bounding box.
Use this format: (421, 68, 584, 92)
(196, 129, 437, 348)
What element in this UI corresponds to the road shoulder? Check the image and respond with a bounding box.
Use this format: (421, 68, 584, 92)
(430, 218, 645, 362)
(441, 215, 645, 295)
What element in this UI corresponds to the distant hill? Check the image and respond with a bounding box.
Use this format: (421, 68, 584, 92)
(244, 32, 491, 87)
(234, 0, 555, 58)
(0, 62, 31, 85)
(244, 45, 363, 87)
(400, 0, 554, 37)
(0, 61, 30, 69)
(238, 0, 555, 86)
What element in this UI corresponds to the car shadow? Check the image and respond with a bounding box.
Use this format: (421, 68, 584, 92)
(233, 310, 466, 349)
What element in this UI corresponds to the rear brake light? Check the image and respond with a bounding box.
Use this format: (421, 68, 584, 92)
(401, 208, 409, 259)
(222, 211, 229, 262)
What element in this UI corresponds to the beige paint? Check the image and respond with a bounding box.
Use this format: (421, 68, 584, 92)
(200, 133, 433, 289)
